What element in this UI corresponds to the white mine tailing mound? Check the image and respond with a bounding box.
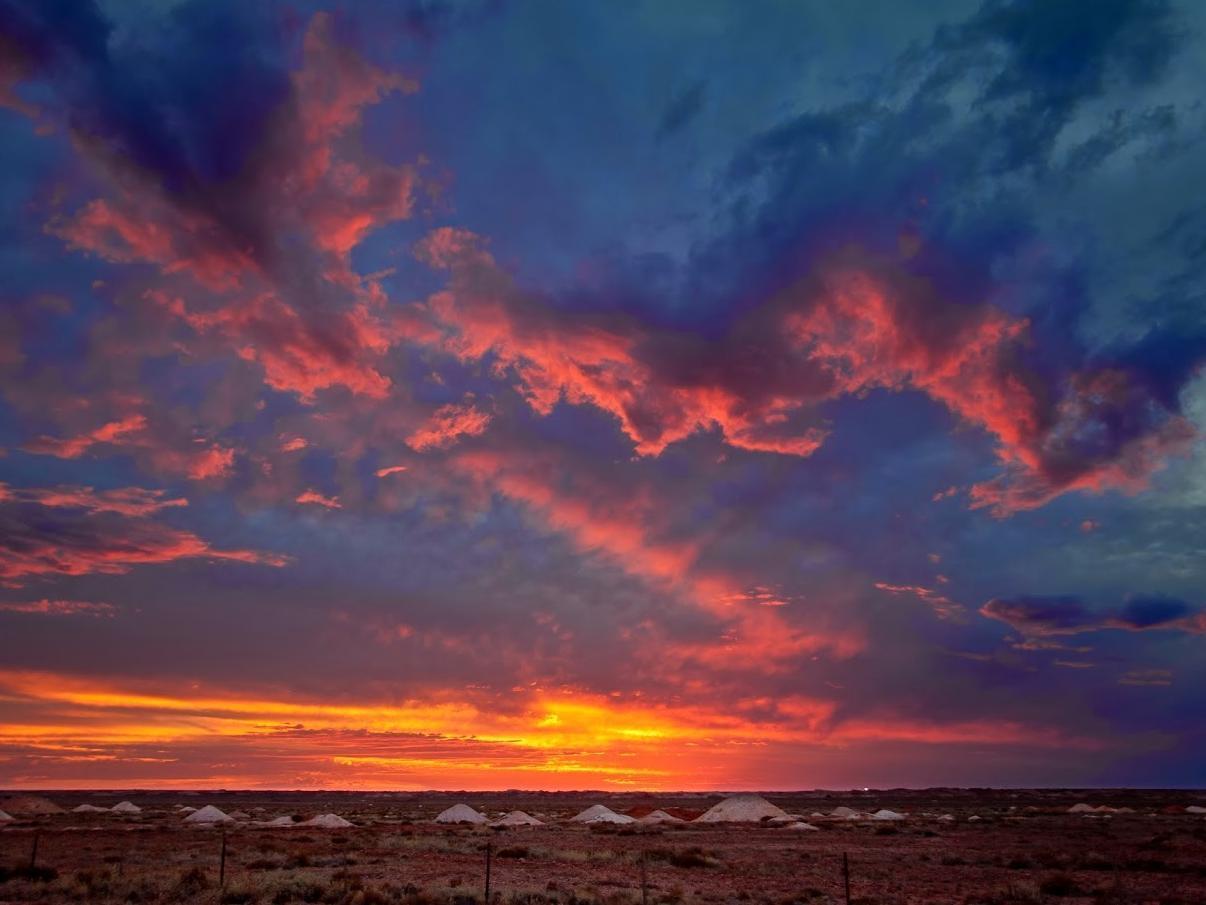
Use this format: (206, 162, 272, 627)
(872, 809, 905, 821)
(436, 804, 487, 824)
(938, 814, 955, 822)
(829, 806, 859, 818)
(696, 794, 789, 823)
(571, 804, 636, 824)
(785, 822, 820, 831)
(73, 804, 109, 813)
(111, 801, 141, 814)
(229, 811, 251, 820)
(492, 810, 543, 827)
(0, 810, 12, 822)
(638, 810, 683, 824)
(0, 795, 64, 815)
(1186, 806, 1206, 815)
(302, 813, 353, 828)
(184, 805, 233, 824)
(1068, 803, 1139, 815)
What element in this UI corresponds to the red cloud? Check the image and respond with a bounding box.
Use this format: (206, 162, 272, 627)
(25, 414, 147, 459)
(406, 400, 492, 452)
(0, 483, 285, 586)
(54, 197, 253, 292)
(0, 483, 187, 517)
(150, 290, 393, 402)
(413, 233, 1193, 516)
(415, 229, 833, 457)
(0, 516, 285, 585)
(27, 7, 1185, 520)
(296, 489, 342, 509)
(24, 409, 236, 481)
(450, 447, 862, 668)
(42, 13, 417, 404)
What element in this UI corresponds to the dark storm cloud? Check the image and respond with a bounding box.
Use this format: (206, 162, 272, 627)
(0, 0, 291, 225)
(693, 0, 1203, 515)
(981, 593, 1205, 636)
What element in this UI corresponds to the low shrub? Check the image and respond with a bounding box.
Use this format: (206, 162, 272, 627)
(667, 847, 718, 869)
(1038, 874, 1082, 897)
(170, 866, 210, 900)
(0, 864, 59, 883)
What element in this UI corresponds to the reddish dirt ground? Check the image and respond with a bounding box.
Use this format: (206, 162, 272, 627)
(1, 790, 1205, 904)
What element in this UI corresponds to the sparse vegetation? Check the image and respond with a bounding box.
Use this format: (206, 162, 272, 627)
(1038, 873, 1083, 896)
(0, 791, 1205, 903)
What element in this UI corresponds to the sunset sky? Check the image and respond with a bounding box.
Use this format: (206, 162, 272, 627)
(1, 0, 1205, 791)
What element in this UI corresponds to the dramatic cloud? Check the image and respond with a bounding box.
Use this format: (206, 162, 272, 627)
(1, 0, 1204, 789)
(412, 231, 1194, 514)
(0, 668, 1102, 789)
(447, 443, 864, 670)
(16, 8, 419, 405)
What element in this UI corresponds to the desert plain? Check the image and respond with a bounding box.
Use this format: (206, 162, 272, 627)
(1, 789, 1205, 905)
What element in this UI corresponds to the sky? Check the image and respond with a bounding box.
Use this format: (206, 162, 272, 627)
(0, 0, 1204, 791)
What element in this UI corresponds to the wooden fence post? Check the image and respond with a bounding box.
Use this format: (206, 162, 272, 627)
(29, 831, 40, 871)
(219, 827, 227, 888)
(842, 852, 851, 905)
(484, 840, 492, 904)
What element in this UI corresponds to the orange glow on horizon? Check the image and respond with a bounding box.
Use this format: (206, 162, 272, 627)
(0, 669, 1104, 790)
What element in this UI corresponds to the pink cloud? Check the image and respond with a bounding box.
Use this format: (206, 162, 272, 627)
(406, 400, 492, 452)
(0, 482, 286, 586)
(0, 599, 117, 617)
(152, 290, 393, 402)
(0, 483, 187, 517)
(414, 229, 833, 457)
(25, 410, 236, 481)
(296, 489, 342, 509)
(25, 414, 148, 459)
(43, 13, 418, 405)
(0, 516, 285, 586)
(412, 234, 1192, 516)
(450, 447, 863, 668)
(874, 581, 965, 621)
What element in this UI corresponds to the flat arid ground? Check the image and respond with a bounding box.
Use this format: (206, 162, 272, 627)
(2, 790, 1205, 905)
